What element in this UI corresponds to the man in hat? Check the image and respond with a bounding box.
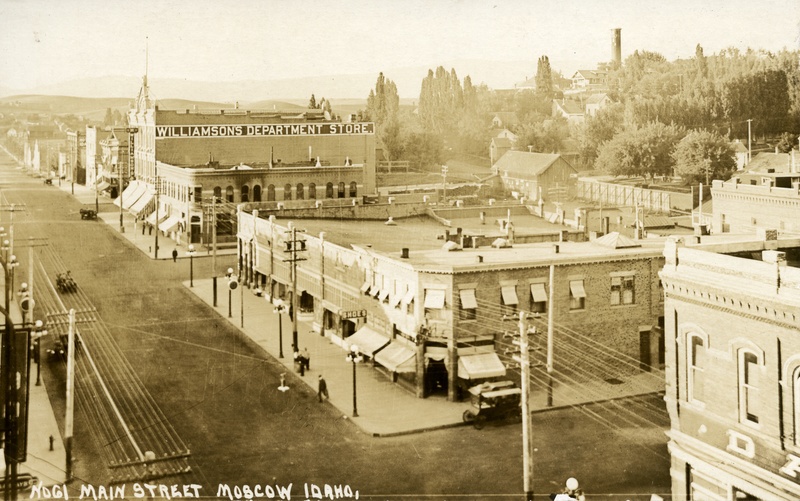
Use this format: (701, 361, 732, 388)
(318, 375, 329, 403)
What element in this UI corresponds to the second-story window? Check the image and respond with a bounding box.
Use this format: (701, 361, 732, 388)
(501, 285, 518, 317)
(687, 333, 706, 404)
(569, 280, 586, 311)
(459, 289, 477, 321)
(610, 274, 635, 305)
(738, 349, 762, 425)
(529, 283, 547, 314)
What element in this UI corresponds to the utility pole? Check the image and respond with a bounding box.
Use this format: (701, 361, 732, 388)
(153, 174, 159, 259)
(547, 264, 555, 407)
(441, 165, 448, 204)
(283, 224, 307, 350)
(747, 118, 753, 163)
(212, 198, 218, 307)
(65, 309, 75, 481)
(510, 312, 534, 501)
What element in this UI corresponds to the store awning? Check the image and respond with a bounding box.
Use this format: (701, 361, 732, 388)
(96, 180, 111, 191)
(343, 326, 390, 356)
(423, 289, 445, 309)
(530, 283, 547, 303)
(129, 190, 155, 216)
(501, 285, 518, 305)
(569, 280, 586, 299)
(122, 182, 148, 210)
(114, 181, 141, 208)
(459, 289, 477, 309)
(458, 352, 507, 380)
(374, 342, 416, 373)
(159, 215, 182, 233)
(146, 211, 169, 226)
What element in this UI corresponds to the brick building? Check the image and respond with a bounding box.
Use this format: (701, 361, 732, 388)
(711, 179, 800, 235)
(121, 76, 376, 246)
(238, 208, 667, 402)
(660, 235, 800, 499)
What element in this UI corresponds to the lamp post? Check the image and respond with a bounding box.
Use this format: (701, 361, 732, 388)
(272, 298, 285, 358)
(187, 244, 196, 287)
(32, 320, 47, 386)
(225, 267, 235, 318)
(345, 345, 363, 417)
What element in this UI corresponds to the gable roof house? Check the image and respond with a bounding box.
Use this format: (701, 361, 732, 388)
(490, 136, 514, 166)
(493, 151, 578, 201)
(491, 112, 520, 129)
(585, 93, 613, 117)
(552, 99, 585, 125)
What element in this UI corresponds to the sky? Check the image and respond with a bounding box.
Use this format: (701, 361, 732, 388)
(1, 0, 799, 95)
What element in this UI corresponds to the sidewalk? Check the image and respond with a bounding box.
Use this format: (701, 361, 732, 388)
(185, 278, 472, 436)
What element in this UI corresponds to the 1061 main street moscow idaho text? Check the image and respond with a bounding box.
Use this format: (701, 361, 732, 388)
(29, 482, 360, 500)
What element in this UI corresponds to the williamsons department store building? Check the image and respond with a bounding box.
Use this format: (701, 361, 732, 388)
(119, 78, 377, 246)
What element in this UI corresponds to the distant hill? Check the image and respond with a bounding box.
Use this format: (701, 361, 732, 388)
(0, 59, 550, 102)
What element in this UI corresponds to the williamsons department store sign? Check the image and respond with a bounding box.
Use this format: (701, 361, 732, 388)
(155, 122, 375, 139)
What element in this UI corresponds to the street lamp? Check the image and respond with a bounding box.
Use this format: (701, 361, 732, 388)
(272, 298, 286, 358)
(187, 244, 196, 287)
(32, 320, 47, 386)
(345, 344, 363, 417)
(225, 267, 237, 318)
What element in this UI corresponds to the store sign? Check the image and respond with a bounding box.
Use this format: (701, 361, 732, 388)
(341, 310, 367, 319)
(155, 122, 374, 139)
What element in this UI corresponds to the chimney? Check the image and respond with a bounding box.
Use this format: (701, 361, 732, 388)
(401, 248, 409, 259)
(612, 28, 622, 66)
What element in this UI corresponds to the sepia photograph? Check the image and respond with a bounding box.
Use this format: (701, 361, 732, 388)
(1, 1, 800, 499)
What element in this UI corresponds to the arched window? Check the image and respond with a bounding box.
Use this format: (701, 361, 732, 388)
(253, 185, 262, 202)
(309, 183, 317, 199)
(325, 182, 334, 198)
(349, 181, 358, 197)
(687, 333, 706, 404)
(267, 185, 276, 201)
(213, 186, 222, 202)
(296, 183, 304, 200)
(738, 348, 762, 425)
(284, 183, 292, 201)
(338, 182, 345, 198)
(225, 185, 234, 203)
(241, 185, 249, 203)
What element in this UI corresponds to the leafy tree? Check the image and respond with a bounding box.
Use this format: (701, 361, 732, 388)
(308, 94, 317, 109)
(575, 102, 625, 165)
(535, 55, 553, 98)
(112, 109, 124, 125)
(672, 130, 735, 184)
(595, 122, 684, 180)
(103, 108, 114, 126)
(776, 132, 798, 153)
(403, 131, 444, 169)
(721, 69, 790, 138)
(381, 116, 405, 160)
(515, 118, 569, 154)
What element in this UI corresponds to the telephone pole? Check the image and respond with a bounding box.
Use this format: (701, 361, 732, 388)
(747, 118, 753, 163)
(510, 312, 534, 501)
(283, 224, 307, 350)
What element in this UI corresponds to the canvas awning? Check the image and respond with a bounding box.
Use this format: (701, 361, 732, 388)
(122, 181, 148, 210)
(378, 289, 390, 302)
(459, 289, 478, 309)
(501, 285, 518, 305)
(458, 352, 507, 380)
(374, 342, 416, 373)
(96, 180, 111, 191)
(128, 190, 154, 216)
(146, 211, 168, 226)
(401, 290, 415, 305)
(530, 283, 547, 303)
(569, 280, 586, 299)
(343, 326, 390, 356)
(114, 180, 142, 208)
(159, 215, 182, 233)
(423, 289, 445, 309)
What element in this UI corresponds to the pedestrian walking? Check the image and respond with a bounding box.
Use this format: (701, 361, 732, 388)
(172, 248, 178, 262)
(301, 347, 310, 370)
(318, 375, 328, 402)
